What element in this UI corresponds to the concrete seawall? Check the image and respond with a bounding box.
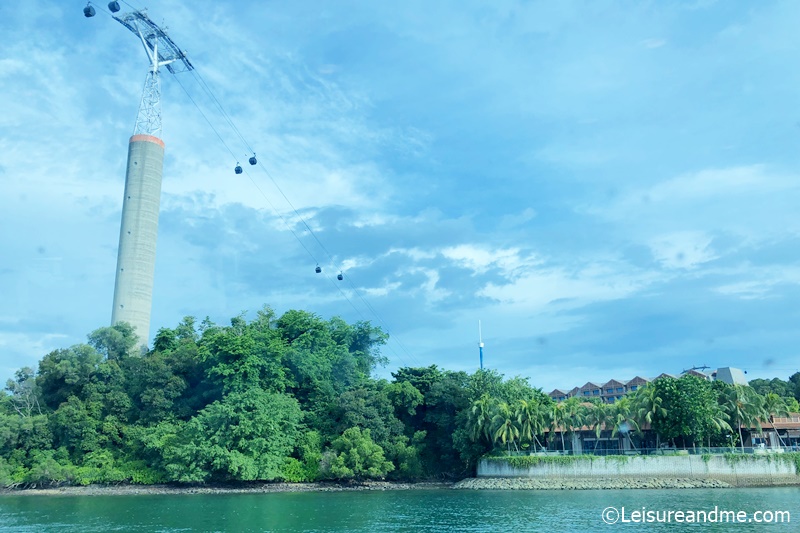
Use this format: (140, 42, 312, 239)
(477, 455, 800, 487)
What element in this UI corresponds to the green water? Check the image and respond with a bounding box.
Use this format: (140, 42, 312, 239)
(0, 488, 797, 532)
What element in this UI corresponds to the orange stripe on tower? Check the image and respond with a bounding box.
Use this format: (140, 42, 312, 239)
(129, 134, 165, 148)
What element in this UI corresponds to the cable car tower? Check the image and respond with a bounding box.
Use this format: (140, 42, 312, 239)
(478, 320, 484, 370)
(86, 4, 193, 350)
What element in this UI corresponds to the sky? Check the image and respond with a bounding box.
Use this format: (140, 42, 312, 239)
(2, 0, 800, 392)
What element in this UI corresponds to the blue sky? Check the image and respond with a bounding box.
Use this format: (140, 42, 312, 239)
(2, 0, 800, 392)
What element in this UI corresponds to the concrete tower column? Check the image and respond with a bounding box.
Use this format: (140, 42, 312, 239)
(111, 134, 165, 349)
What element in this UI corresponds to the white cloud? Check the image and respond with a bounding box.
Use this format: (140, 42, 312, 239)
(441, 244, 529, 276)
(642, 165, 792, 202)
(362, 282, 402, 298)
(648, 231, 717, 270)
(479, 259, 655, 310)
(640, 38, 666, 49)
(583, 165, 800, 258)
(0, 331, 70, 377)
(713, 265, 800, 300)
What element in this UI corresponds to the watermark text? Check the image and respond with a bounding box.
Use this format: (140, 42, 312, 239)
(602, 506, 790, 525)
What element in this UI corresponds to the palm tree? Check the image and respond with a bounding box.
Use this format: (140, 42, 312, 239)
(721, 385, 766, 452)
(632, 384, 667, 449)
(492, 401, 520, 452)
(548, 402, 568, 452)
(763, 393, 790, 446)
(469, 394, 496, 446)
(516, 399, 546, 452)
(562, 397, 585, 453)
(705, 407, 732, 448)
(608, 397, 640, 451)
(583, 402, 610, 452)
(548, 398, 583, 452)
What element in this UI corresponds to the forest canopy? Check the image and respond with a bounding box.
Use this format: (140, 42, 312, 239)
(1, 307, 798, 487)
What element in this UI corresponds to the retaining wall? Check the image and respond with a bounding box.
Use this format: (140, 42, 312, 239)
(478, 455, 800, 486)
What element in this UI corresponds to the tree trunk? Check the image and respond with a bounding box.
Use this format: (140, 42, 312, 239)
(739, 424, 745, 453)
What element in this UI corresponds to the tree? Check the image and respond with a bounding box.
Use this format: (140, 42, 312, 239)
(87, 323, 139, 360)
(764, 393, 789, 419)
(644, 376, 725, 448)
(721, 385, 767, 452)
(132, 388, 303, 482)
(201, 315, 287, 395)
(36, 345, 102, 409)
(562, 397, 585, 451)
(764, 392, 794, 444)
(467, 370, 547, 406)
(421, 370, 472, 475)
(583, 403, 610, 450)
(181, 388, 302, 481)
(323, 384, 404, 448)
(548, 399, 583, 452)
(383, 432, 425, 480)
(328, 317, 389, 377)
(632, 383, 667, 448)
(749, 378, 793, 399)
(789, 372, 800, 401)
(132, 420, 205, 483)
(468, 394, 495, 446)
(786, 397, 800, 413)
(515, 399, 546, 451)
(607, 397, 640, 450)
(49, 396, 103, 457)
(322, 427, 394, 480)
(386, 381, 424, 420)
(492, 402, 520, 452)
(393, 367, 472, 477)
(392, 366, 443, 399)
(124, 351, 189, 424)
(277, 310, 385, 407)
(152, 316, 200, 353)
(5, 368, 42, 418)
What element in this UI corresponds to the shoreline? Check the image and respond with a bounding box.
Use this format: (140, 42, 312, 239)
(456, 477, 800, 490)
(454, 477, 734, 490)
(4, 477, 800, 496)
(0, 481, 453, 497)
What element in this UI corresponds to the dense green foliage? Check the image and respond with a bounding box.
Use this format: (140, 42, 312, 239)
(1, 308, 797, 487)
(749, 376, 800, 410)
(0, 308, 541, 486)
(465, 374, 798, 454)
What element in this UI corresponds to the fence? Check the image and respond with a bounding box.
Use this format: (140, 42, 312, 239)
(498, 445, 800, 457)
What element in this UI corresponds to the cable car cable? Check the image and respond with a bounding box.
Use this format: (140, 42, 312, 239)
(90, 4, 422, 368)
(189, 69, 255, 155)
(173, 75, 240, 161)
(235, 167, 414, 367)
(254, 158, 422, 366)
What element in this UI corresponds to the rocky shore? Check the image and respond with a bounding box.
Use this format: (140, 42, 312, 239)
(453, 477, 732, 490)
(11, 476, 796, 495)
(0, 481, 452, 497)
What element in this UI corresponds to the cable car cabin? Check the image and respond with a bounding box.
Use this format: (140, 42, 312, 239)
(315, 265, 322, 273)
(249, 155, 257, 165)
(337, 273, 343, 281)
(84, 5, 96, 17)
(108, 1, 121, 12)
(235, 164, 242, 174)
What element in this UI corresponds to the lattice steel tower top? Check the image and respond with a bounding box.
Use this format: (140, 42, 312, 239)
(111, 9, 194, 136)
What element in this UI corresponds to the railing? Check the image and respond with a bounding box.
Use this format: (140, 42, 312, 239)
(495, 445, 799, 457)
